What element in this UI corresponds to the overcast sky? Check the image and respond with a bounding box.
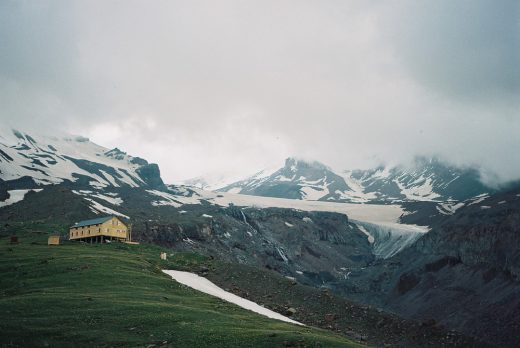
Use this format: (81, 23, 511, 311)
(1, 1, 519, 184)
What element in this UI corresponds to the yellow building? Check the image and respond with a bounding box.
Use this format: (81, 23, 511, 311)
(48, 235, 60, 245)
(69, 216, 129, 243)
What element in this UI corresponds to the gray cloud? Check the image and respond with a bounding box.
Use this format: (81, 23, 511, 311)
(0, 1, 518, 185)
(382, 1, 520, 103)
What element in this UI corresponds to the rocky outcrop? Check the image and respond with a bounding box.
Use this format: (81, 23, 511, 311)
(0, 183, 8, 202)
(136, 163, 166, 190)
(138, 206, 374, 288)
(370, 188, 520, 347)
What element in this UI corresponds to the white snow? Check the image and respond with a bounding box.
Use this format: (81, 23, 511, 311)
(284, 222, 294, 227)
(393, 177, 441, 202)
(146, 190, 182, 208)
(0, 189, 43, 207)
(92, 193, 123, 205)
(188, 189, 405, 224)
(202, 214, 213, 218)
(481, 205, 491, 209)
(0, 127, 149, 188)
(183, 238, 195, 245)
(355, 220, 426, 258)
(162, 270, 302, 325)
(468, 194, 489, 206)
(356, 224, 375, 244)
(300, 186, 327, 201)
(302, 217, 313, 223)
(84, 198, 129, 219)
(436, 202, 465, 215)
(276, 175, 293, 182)
(338, 171, 378, 203)
(99, 170, 120, 187)
(72, 190, 123, 206)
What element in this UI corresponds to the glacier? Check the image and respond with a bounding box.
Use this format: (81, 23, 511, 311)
(353, 220, 427, 259)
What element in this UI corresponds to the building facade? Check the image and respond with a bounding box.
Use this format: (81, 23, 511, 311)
(69, 216, 128, 242)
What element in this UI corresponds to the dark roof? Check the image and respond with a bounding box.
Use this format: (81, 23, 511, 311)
(71, 216, 113, 228)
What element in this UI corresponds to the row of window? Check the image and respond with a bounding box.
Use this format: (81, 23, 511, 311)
(70, 228, 126, 237)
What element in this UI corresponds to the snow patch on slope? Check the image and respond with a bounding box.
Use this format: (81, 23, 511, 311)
(0, 189, 43, 207)
(83, 197, 129, 219)
(146, 190, 183, 207)
(394, 177, 441, 201)
(0, 127, 148, 189)
(72, 190, 123, 206)
(162, 270, 302, 325)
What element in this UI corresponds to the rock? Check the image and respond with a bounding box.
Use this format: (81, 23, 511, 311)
(421, 318, 437, 327)
(324, 313, 336, 322)
(286, 307, 297, 316)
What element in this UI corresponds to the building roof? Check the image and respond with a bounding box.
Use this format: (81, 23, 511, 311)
(71, 216, 113, 228)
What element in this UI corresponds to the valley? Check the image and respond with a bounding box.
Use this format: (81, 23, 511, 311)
(1, 128, 519, 347)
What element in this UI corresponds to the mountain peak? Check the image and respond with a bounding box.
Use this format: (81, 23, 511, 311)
(218, 157, 496, 203)
(0, 127, 165, 190)
(284, 157, 329, 171)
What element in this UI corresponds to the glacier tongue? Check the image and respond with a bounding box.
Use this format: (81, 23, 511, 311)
(353, 220, 427, 259)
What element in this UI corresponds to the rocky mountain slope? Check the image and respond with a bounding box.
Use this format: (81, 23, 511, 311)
(217, 157, 494, 204)
(2, 127, 519, 346)
(0, 128, 165, 190)
(0, 185, 386, 288)
(337, 187, 520, 347)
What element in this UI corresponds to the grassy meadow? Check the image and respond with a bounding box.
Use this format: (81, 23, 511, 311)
(0, 222, 363, 347)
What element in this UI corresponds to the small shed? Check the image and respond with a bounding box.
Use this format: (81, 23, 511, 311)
(48, 235, 60, 246)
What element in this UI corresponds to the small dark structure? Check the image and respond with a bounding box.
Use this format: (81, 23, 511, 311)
(10, 236, 18, 244)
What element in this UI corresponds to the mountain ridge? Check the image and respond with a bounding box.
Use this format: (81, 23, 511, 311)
(0, 127, 165, 191)
(216, 156, 498, 204)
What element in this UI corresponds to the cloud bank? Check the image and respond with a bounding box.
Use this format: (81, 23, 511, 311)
(0, 0, 518, 185)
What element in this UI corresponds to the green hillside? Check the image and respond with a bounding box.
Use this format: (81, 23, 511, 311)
(0, 222, 363, 348)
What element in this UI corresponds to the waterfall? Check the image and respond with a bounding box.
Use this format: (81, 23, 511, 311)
(240, 209, 248, 224)
(240, 209, 258, 234)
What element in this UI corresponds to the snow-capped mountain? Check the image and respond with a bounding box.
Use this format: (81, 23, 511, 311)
(220, 158, 355, 200)
(0, 128, 165, 190)
(218, 157, 493, 203)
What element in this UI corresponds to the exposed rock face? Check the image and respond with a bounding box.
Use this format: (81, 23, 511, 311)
(343, 188, 520, 347)
(0, 184, 8, 201)
(139, 206, 374, 287)
(136, 163, 166, 190)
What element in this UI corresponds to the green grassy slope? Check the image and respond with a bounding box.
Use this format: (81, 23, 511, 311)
(0, 223, 363, 348)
